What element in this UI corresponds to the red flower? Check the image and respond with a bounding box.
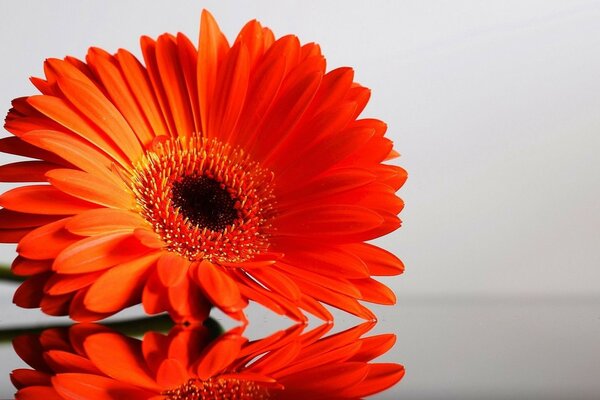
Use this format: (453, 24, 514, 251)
(12, 322, 405, 399)
(1, 10, 406, 323)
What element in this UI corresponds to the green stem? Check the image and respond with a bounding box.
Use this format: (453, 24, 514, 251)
(0, 315, 223, 343)
(0, 266, 23, 282)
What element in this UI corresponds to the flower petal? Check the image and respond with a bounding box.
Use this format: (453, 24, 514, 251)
(44, 270, 104, 295)
(194, 260, 243, 312)
(155, 358, 187, 388)
(65, 208, 147, 236)
(274, 205, 383, 239)
(15, 386, 63, 400)
(83, 334, 160, 391)
(84, 251, 160, 313)
(46, 169, 134, 209)
(86, 48, 154, 146)
(17, 218, 80, 260)
(56, 77, 143, 163)
(27, 95, 130, 167)
(116, 48, 169, 137)
(53, 373, 156, 400)
(0, 160, 58, 182)
(156, 252, 190, 287)
(156, 34, 195, 137)
(53, 232, 150, 274)
(0, 185, 98, 215)
(195, 335, 246, 380)
(197, 9, 230, 135)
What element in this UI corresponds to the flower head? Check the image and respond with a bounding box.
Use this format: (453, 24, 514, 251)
(11, 322, 405, 399)
(0, 10, 407, 322)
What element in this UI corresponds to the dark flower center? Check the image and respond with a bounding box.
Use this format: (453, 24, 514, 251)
(171, 176, 238, 231)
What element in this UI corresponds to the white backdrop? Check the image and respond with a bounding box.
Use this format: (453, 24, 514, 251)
(1, 0, 599, 298)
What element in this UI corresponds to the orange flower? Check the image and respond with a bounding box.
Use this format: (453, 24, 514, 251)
(0, 10, 407, 323)
(12, 322, 405, 399)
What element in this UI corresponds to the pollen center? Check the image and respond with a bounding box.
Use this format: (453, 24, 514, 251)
(171, 176, 238, 231)
(162, 378, 270, 400)
(131, 136, 275, 263)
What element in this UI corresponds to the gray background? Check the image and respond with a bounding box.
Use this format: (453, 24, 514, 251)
(0, 1, 599, 399)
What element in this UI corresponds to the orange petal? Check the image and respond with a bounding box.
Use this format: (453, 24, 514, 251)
(133, 228, 165, 249)
(86, 48, 154, 146)
(0, 228, 30, 243)
(281, 245, 370, 279)
(83, 334, 160, 391)
(10, 369, 51, 388)
(278, 362, 369, 395)
(167, 273, 212, 323)
(248, 266, 301, 301)
(156, 34, 195, 137)
(299, 294, 333, 321)
(194, 260, 243, 311)
(156, 252, 190, 286)
(46, 169, 134, 209)
(0, 185, 98, 215)
(11, 257, 52, 276)
(342, 243, 404, 276)
(246, 341, 302, 375)
(44, 270, 104, 295)
(351, 278, 396, 305)
(252, 63, 323, 158)
(264, 101, 357, 168)
(278, 167, 375, 203)
(27, 95, 129, 167)
(56, 77, 143, 163)
(234, 271, 306, 322)
(40, 292, 72, 316)
(12, 334, 46, 370)
(155, 358, 187, 388)
(197, 9, 230, 135)
(278, 124, 375, 183)
(0, 161, 58, 182)
(116, 48, 169, 137)
(53, 373, 156, 400)
(141, 331, 170, 374)
(20, 130, 122, 185)
(17, 218, 80, 260)
(234, 43, 287, 148)
(350, 334, 396, 362)
(338, 363, 405, 398)
(275, 262, 362, 298)
(207, 41, 249, 141)
(15, 386, 63, 400)
(140, 36, 177, 137)
(310, 67, 355, 115)
(66, 208, 147, 236)
(274, 205, 383, 239)
(273, 341, 362, 378)
(0, 136, 67, 165)
(13, 274, 48, 308)
(53, 232, 150, 274)
(176, 33, 201, 134)
(0, 208, 61, 230)
(195, 335, 246, 380)
(84, 251, 160, 313)
(142, 270, 170, 316)
(293, 278, 376, 321)
(44, 349, 100, 374)
(234, 20, 266, 70)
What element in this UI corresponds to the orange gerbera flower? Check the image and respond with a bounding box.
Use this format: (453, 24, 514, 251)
(0, 10, 407, 323)
(11, 322, 405, 399)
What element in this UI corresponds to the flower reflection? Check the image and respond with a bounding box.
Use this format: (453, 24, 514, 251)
(11, 321, 404, 399)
